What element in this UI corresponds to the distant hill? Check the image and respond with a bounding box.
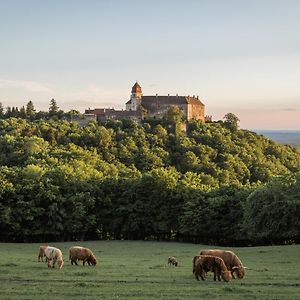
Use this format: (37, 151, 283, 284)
(254, 130, 300, 146)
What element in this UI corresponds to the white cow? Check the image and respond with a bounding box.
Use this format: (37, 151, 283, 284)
(45, 246, 64, 269)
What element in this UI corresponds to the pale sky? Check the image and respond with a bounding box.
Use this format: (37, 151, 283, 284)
(0, 0, 300, 129)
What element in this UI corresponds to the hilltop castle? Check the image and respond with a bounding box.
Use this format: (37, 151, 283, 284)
(85, 82, 206, 122)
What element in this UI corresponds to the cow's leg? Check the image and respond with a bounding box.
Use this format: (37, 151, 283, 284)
(213, 272, 217, 281)
(47, 259, 52, 268)
(199, 267, 205, 281)
(217, 271, 221, 281)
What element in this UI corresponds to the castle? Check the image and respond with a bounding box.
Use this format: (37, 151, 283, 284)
(85, 82, 206, 122)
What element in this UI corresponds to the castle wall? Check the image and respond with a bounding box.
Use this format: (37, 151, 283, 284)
(145, 103, 187, 119)
(187, 104, 205, 121)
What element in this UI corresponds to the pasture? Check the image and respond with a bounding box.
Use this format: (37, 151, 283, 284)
(0, 241, 299, 299)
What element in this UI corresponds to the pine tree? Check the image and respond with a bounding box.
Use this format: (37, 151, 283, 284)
(5, 106, 12, 118)
(26, 100, 36, 120)
(19, 106, 26, 118)
(0, 102, 4, 118)
(11, 107, 19, 117)
(49, 98, 59, 117)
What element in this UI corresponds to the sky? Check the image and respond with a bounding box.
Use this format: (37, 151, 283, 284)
(0, 0, 300, 130)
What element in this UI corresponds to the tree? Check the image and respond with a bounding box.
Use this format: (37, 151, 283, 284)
(49, 98, 59, 117)
(163, 106, 184, 135)
(243, 175, 300, 244)
(5, 107, 12, 118)
(65, 110, 83, 121)
(19, 106, 26, 118)
(0, 102, 4, 118)
(223, 113, 240, 131)
(11, 107, 19, 118)
(26, 101, 36, 120)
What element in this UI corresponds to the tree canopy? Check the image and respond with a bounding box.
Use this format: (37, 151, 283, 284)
(0, 111, 299, 244)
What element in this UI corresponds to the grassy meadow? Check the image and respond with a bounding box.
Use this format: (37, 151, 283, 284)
(0, 241, 299, 300)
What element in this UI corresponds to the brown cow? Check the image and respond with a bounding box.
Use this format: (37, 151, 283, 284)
(167, 256, 178, 267)
(69, 246, 97, 266)
(200, 249, 247, 279)
(193, 255, 232, 282)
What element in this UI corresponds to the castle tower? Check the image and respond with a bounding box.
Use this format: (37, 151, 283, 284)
(130, 81, 142, 111)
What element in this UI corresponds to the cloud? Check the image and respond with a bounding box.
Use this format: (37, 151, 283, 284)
(282, 108, 298, 112)
(0, 79, 53, 93)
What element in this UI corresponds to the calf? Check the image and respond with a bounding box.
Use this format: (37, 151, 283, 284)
(193, 255, 232, 282)
(167, 256, 178, 267)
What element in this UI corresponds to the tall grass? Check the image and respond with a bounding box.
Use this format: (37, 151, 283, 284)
(0, 241, 299, 299)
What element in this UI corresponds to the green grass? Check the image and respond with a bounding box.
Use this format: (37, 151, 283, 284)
(0, 241, 299, 299)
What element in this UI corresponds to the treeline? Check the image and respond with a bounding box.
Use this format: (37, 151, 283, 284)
(0, 114, 299, 245)
(0, 99, 81, 120)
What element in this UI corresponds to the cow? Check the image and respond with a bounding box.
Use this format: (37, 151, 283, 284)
(45, 246, 64, 269)
(193, 255, 232, 282)
(167, 256, 178, 267)
(69, 246, 97, 266)
(199, 249, 247, 279)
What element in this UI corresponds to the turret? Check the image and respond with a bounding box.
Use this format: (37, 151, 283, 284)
(130, 82, 142, 111)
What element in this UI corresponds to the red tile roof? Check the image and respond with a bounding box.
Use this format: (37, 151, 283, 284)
(131, 82, 142, 93)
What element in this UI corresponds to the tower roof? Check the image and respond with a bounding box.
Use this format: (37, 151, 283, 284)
(131, 81, 142, 93)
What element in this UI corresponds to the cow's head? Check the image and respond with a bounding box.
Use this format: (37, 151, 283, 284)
(47, 259, 52, 268)
(221, 270, 232, 282)
(232, 266, 247, 278)
(192, 256, 200, 274)
(57, 258, 64, 269)
(89, 254, 97, 266)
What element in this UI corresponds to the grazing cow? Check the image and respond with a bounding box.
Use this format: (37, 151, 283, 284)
(199, 249, 247, 279)
(193, 255, 232, 282)
(69, 246, 97, 266)
(38, 245, 48, 262)
(192, 255, 203, 275)
(45, 246, 64, 269)
(167, 256, 178, 267)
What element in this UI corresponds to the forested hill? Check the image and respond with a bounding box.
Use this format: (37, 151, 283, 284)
(0, 117, 300, 244)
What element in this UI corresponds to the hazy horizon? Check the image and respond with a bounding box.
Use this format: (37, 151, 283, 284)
(1, 0, 300, 130)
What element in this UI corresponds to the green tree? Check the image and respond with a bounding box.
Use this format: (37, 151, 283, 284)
(243, 175, 300, 244)
(5, 106, 12, 118)
(26, 101, 36, 120)
(19, 106, 26, 118)
(223, 113, 240, 131)
(163, 106, 184, 135)
(0, 102, 4, 118)
(49, 98, 59, 117)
